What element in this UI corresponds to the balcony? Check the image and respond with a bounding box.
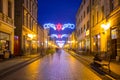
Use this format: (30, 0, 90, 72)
(0, 12, 13, 26)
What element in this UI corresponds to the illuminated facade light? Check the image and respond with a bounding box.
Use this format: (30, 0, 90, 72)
(101, 23, 110, 31)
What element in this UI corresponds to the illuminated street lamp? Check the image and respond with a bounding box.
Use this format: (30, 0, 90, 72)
(101, 22, 110, 31)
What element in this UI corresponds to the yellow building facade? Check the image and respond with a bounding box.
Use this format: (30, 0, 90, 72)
(0, 0, 15, 58)
(91, 0, 120, 60)
(76, 0, 90, 53)
(14, 0, 38, 55)
(76, 0, 120, 61)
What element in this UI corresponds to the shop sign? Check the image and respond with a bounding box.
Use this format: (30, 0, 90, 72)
(111, 29, 117, 39)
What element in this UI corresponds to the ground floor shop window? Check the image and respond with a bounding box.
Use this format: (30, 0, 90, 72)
(111, 28, 117, 59)
(0, 32, 10, 58)
(0, 32, 10, 51)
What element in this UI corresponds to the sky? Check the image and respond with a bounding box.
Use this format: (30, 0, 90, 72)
(38, 0, 82, 46)
(38, 0, 82, 25)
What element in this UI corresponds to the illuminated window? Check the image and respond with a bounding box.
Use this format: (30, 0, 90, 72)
(111, 28, 117, 39)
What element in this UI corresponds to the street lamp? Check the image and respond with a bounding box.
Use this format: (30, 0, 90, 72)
(101, 22, 110, 31)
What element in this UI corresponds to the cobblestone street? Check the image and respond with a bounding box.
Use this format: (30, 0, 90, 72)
(2, 50, 101, 80)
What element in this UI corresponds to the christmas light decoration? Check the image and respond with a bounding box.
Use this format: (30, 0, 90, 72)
(62, 23, 75, 30)
(50, 34, 58, 38)
(43, 23, 75, 31)
(50, 34, 69, 38)
(43, 23, 56, 30)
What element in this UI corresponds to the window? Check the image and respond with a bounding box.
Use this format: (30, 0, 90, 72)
(81, 16, 82, 21)
(97, 11, 98, 23)
(0, 32, 10, 51)
(84, 0, 86, 4)
(26, 0, 28, 8)
(119, 0, 120, 5)
(84, 25, 86, 31)
(87, 20, 89, 30)
(84, 11, 85, 18)
(102, 6, 104, 20)
(8, 1, 12, 18)
(92, 0, 94, 5)
(111, 28, 117, 39)
(79, 29, 81, 35)
(81, 5, 83, 10)
(26, 14, 28, 27)
(81, 28, 82, 33)
(23, 13, 26, 26)
(93, 15, 94, 26)
(110, 0, 114, 12)
(29, 1, 31, 12)
(87, 5, 89, 14)
(0, 0, 3, 13)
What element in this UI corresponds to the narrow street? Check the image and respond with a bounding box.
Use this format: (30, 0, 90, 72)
(2, 50, 101, 80)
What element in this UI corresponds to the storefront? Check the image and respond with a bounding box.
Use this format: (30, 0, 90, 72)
(0, 32, 11, 59)
(23, 34, 37, 55)
(111, 28, 117, 59)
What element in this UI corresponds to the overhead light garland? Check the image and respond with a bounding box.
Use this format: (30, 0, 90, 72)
(43, 23, 75, 31)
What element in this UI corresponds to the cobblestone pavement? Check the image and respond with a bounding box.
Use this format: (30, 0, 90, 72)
(2, 50, 101, 80)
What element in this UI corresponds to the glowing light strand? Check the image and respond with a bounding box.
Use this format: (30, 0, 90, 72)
(62, 23, 75, 30)
(50, 34, 69, 38)
(43, 23, 75, 30)
(43, 23, 56, 30)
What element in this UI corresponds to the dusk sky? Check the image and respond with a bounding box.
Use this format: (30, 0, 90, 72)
(38, 0, 82, 25)
(38, 0, 82, 42)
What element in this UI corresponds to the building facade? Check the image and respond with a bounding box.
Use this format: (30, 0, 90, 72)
(38, 25, 44, 53)
(0, 0, 15, 58)
(14, 0, 38, 55)
(91, 0, 120, 60)
(76, 0, 90, 53)
(76, 0, 120, 61)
